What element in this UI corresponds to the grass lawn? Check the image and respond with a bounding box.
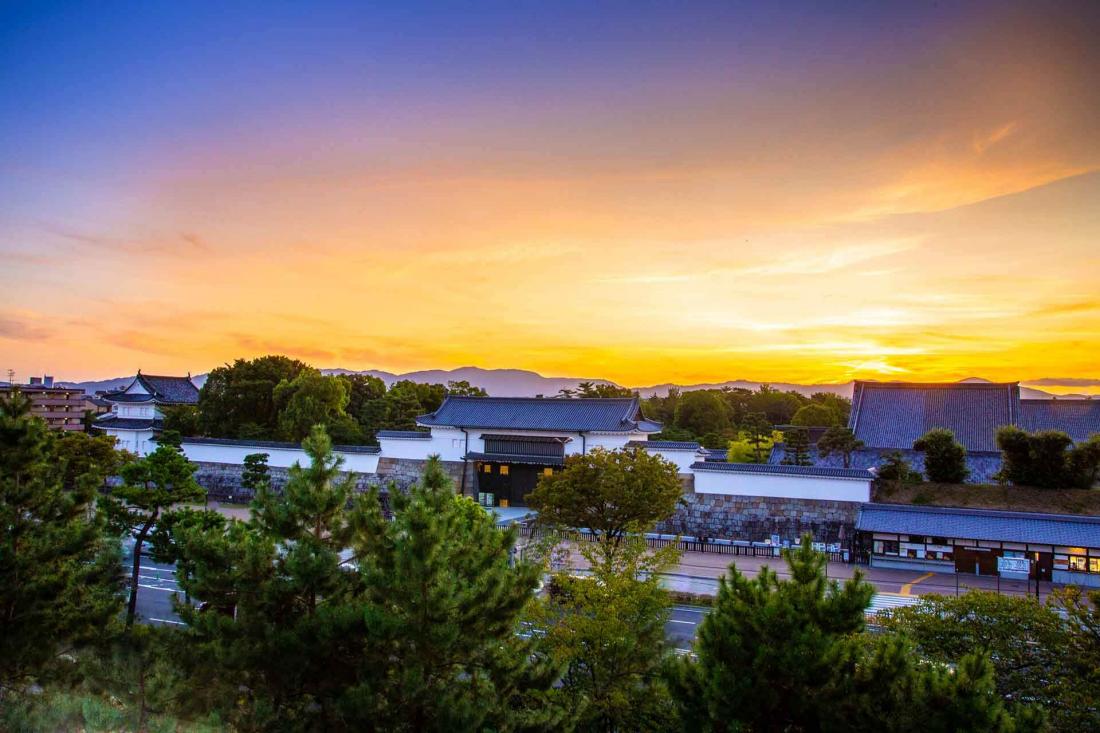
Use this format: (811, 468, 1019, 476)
(874, 481, 1100, 515)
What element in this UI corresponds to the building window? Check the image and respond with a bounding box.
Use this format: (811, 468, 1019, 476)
(482, 464, 492, 474)
(499, 465, 509, 476)
(873, 540, 899, 556)
(543, 467, 553, 477)
(1068, 555, 1088, 572)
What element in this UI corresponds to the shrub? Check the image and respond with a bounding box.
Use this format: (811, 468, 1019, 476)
(913, 428, 969, 483)
(876, 451, 921, 483)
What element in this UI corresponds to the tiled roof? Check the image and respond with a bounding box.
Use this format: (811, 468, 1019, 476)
(849, 381, 1019, 452)
(103, 393, 155, 403)
(181, 437, 380, 454)
(690, 461, 873, 480)
(481, 433, 570, 443)
(626, 440, 702, 450)
(137, 374, 200, 404)
(703, 448, 729, 462)
(857, 504, 1100, 548)
(418, 396, 660, 433)
(1019, 399, 1100, 443)
(94, 416, 163, 431)
(376, 430, 433, 439)
(465, 451, 565, 466)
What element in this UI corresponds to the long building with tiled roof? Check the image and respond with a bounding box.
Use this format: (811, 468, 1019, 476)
(774, 381, 1099, 483)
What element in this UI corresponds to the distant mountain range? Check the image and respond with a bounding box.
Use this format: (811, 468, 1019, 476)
(57, 367, 1087, 400)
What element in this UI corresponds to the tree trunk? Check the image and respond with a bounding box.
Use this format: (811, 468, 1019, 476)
(126, 511, 158, 629)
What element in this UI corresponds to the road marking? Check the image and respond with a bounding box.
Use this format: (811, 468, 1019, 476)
(137, 584, 178, 592)
(667, 619, 696, 625)
(899, 572, 935, 597)
(149, 617, 186, 626)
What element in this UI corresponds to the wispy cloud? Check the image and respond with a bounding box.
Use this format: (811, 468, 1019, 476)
(973, 121, 1019, 154)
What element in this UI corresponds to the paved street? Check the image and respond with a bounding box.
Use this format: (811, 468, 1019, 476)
(135, 544, 1047, 653)
(132, 558, 187, 627)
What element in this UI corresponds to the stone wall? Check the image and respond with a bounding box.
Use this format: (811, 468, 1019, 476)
(194, 457, 466, 503)
(655, 491, 860, 547)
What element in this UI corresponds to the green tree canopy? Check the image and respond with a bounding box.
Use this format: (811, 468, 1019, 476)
(740, 412, 773, 463)
(0, 391, 124, 689)
(790, 403, 840, 427)
(527, 447, 682, 564)
(781, 426, 813, 466)
(342, 457, 566, 731)
(674, 390, 730, 438)
(817, 426, 865, 468)
(198, 354, 312, 439)
(996, 426, 1100, 489)
(532, 535, 678, 732)
(913, 428, 969, 483)
(670, 538, 1039, 732)
(273, 369, 357, 443)
(882, 591, 1089, 730)
(103, 443, 203, 627)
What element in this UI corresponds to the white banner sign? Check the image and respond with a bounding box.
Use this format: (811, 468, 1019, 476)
(997, 556, 1030, 574)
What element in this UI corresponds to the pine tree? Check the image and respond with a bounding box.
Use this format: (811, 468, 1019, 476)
(817, 426, 864, 468)
(103, 442, 203, 628)
(342, 456, 567, 731)
(0, 390, 123, 688)
(170, 425, 365, 728)
(742, 412, 772, 463)
(670, 537, 1040, 732)
(781, 426, 813, 466)
(240, 451, 270, 500)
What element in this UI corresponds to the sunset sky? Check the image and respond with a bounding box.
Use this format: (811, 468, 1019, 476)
(2, 1, 1098, 391)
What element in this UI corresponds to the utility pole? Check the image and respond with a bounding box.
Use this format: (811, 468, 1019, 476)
(6, 369, 14, 386)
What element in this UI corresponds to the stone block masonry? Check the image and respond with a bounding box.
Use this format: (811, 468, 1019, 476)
(655, 492, 860, 547)
(193, 457, 466, 503)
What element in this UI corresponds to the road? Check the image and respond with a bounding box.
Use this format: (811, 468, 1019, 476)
(133, 558, 927, 654)
(132, 558, 187, 627)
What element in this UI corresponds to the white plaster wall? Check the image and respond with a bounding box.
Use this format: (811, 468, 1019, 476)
(181, 441, 380, 473)
(116, 405, 157, 418)
(387, 427, 654, 462)
(584, 433, 641, 453)
(638, 448, 703, 473)
(692, 469, 871, 502)
(105, 428, 156, 457)
(379, 429, 465, 461)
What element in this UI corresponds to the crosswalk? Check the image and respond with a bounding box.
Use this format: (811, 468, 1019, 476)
(868, 592, 923, 615)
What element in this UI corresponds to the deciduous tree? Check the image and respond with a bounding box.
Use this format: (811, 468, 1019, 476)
(533, 535, 678, 732)
(790, 403, 839, 427)
(198, 355, 311, 439)
(527, 447, 682, 564)
(882, 591, 1086, 730)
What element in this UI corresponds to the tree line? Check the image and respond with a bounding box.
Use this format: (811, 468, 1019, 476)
(4, 391, 1097, 730)
(643, 385, 852, 448)
(162, 355, 487, 446)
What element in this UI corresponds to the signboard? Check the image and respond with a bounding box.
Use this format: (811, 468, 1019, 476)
(997, 556, 1030, 574)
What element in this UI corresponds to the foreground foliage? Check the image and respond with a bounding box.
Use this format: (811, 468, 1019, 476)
(0, 390, 123, 690)
(670, 538, 1044, 732)
(882, 590, 1100, 731)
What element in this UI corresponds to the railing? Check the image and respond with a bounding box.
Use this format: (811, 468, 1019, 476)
(516, 523, 850, 564)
